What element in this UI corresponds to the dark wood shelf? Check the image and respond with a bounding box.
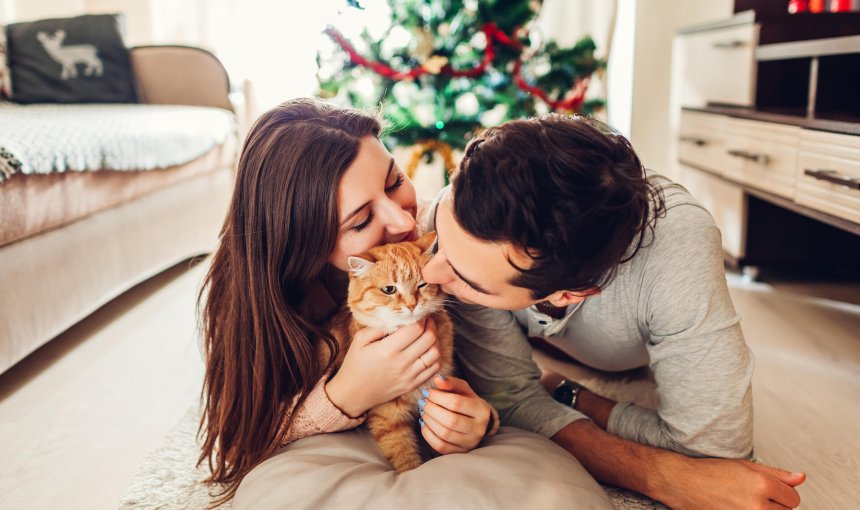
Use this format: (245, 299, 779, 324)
(758, 13, 860, 45)
(734, 1, 860, 44)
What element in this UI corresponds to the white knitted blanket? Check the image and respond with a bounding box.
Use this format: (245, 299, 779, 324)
(0, 101, 235, 183)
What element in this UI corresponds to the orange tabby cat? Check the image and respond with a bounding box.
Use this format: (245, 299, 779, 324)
(324, 232, 455, 472)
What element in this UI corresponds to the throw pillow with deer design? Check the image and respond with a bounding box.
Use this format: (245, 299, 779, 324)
(5, 14, 137, 103)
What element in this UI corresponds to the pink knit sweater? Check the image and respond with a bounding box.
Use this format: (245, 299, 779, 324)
(278, 372, 366, 445)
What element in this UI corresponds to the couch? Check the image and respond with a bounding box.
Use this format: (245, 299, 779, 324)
(0, 45, 242, 375)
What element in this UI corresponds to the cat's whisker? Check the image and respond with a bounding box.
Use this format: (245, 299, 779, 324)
(436, 299, 465, 307)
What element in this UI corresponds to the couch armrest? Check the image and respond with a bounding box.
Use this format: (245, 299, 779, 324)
(130, 45, 233, 111)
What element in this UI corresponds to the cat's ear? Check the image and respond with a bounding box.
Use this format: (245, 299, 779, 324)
(413, 232, 437, 254)
(347, 255, 375, 277)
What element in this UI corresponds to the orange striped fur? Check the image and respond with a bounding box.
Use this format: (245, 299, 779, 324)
(325, 232, 455, 472)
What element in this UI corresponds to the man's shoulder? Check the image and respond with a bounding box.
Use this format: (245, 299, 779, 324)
(647, 172, 706, 213)
(423, 185, 451, 233)
(615, 173, 722, 278)
(647, 172, 717, 239)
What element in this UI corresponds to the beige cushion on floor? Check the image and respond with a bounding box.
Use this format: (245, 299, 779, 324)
(233, 426, 614, 510)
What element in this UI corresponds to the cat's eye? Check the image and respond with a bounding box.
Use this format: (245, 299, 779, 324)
(417, 281, 427, 289)
(381, 286, 397, 295)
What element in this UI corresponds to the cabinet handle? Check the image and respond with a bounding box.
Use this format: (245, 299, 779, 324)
(712, 40, 747, 49)
(679, 136, 707, 146)
(727, 149, 770, 164)
(803, 169, 860, 190)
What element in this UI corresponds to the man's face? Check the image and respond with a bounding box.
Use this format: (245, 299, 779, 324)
(421, 193, 541, 311)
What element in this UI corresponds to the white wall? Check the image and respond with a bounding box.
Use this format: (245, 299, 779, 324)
(606, 0, 636, 137)
(2, 0, 86, 23)
(1, 0, 148, 44)
(627, 0, 734, 178)
(0, 0, 13, 23)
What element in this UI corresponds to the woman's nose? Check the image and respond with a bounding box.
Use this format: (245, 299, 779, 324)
(383, 201, 415, 234)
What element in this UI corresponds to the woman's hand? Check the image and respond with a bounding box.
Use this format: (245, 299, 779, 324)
(419, 375, 493, 454)
(326, 317, 440, 418)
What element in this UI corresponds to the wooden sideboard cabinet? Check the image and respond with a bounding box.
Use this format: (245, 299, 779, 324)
(672, 9, 860, 275)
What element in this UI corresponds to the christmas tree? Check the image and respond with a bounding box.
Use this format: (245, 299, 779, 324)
(317, 0, 606, 180)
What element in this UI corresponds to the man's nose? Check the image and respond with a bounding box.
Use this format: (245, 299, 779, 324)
(421, 254, 447, 285)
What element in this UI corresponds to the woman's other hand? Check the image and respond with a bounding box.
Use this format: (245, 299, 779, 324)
(420, 375, 493, 454)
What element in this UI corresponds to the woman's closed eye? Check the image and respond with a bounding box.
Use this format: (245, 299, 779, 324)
(351, 210, 374, 232)
(385, 172, 405, 193)
(349, 171, 405, 233)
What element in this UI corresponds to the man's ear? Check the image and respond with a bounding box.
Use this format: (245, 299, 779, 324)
(544, 287, 601, 307)
(413, 231, 437, 254)
(346, 255, 376, 277)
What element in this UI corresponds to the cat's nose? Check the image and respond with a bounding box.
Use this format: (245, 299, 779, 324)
(405, 303, 416, 311)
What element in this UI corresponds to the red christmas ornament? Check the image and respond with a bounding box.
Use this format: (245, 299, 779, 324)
(788, 0, 809, 13)
(830, 0, 852, 11)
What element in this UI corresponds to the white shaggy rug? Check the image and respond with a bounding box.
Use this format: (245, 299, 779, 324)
(119, 348, 667, 510)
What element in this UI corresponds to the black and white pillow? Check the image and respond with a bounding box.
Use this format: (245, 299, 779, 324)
(0, 24, 11, 99)
(6, 14, 137, 104)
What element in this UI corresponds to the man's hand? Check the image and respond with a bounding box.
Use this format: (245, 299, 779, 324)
(419, 375, 493, 454)
(552, 419, 805, 510)
(661, 456, 805, 510)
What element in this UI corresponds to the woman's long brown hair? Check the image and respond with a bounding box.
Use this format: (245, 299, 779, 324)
(196, 98, 381, 505)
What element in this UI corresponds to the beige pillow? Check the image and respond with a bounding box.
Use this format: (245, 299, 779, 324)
(234, 426, 614, 509)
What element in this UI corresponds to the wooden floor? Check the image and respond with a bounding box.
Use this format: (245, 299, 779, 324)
(0, 260, 858, 509)
(0, 260, 208, 510)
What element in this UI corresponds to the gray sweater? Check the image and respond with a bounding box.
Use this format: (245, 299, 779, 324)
(427, 174, 754, 459)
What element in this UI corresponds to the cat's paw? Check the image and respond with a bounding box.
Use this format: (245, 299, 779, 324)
(391, 454, 423, 473)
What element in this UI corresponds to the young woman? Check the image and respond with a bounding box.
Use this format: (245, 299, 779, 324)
(195, 98, 561, 507)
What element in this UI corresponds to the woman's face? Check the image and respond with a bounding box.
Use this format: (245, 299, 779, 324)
(329, 136, 417, 271)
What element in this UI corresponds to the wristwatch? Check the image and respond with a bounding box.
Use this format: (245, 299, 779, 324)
(552, 379, 584, 410)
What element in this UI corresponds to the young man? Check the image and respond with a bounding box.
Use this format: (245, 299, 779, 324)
(420, 114, 806, 509)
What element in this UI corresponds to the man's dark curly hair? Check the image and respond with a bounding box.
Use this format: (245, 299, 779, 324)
(452, 113, 665, 300)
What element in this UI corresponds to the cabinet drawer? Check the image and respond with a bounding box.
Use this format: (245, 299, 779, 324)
(677, 23, 758, 107)
(796, 130, 860, 224)
(678, 110, 731, 174)
(678, 163, 747, 259)
(722, 118, 800, 199)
